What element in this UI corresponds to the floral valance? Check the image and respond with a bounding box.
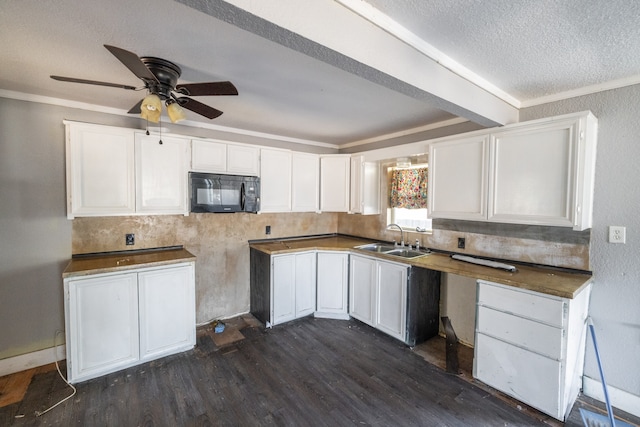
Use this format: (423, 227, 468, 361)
(389, 167, 428, 209)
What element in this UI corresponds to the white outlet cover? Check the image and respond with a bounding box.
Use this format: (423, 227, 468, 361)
(608, 226, 626, 244)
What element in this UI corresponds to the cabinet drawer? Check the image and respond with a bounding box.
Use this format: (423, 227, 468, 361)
(474, 333, 562, 419)
(477, 280, 565, 327)
(477, 306, 563, 359)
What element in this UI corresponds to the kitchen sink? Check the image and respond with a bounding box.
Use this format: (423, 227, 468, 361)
(355, 243, 428, 259)
(356, 243, 397, 253)
(384, 249, 426, 258)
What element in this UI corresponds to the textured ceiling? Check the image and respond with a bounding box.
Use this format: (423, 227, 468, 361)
(0, 0, 639, 148)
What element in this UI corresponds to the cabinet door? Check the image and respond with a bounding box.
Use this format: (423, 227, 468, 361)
(191, 139, 227, 172)
(66, 273, 139, 383)
(489, 119, 577, 227)
(349, 255, 377, 326)
(292, 152, 319, 212)
(320, 155, 350, 212)
(316, 252, 349, 317)
(376, 261, 407, 341)
(350, 156, 363, 213)
(428, 135, 489, 220)
(260, 148, 292, 212)
(227, 143, 260, 175)
(66, 122, 135, 218)
(135, 133, 188, 214)
(475, 333, 562, 419)
(272, 255, 296, 325)
(138, 265, 195, 361)
(294, 252, 317, 318)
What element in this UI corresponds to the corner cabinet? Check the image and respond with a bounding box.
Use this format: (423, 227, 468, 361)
(315, 251, 349, 320)
(428, 111, 597, 230)
(349, 254, 440, 345)
(350, 155, 380, 215)
(473, 280, 592, 421)
(65, 121, 189, 218)
(64, 262, 195, 383)
(320, 155, 350, 212)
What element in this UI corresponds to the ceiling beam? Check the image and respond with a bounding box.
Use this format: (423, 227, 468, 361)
(177, 0, 519, 126)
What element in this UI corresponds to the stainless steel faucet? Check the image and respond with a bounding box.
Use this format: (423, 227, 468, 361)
(388, 223, 405, 247)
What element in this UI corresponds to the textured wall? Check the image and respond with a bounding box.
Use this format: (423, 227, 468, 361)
(72, 212, 338, 324)
(521, 85, 640, 401)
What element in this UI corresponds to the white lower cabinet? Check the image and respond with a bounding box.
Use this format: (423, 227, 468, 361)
(349, 254, 408, 342)
(315, 251, 349, 320)
(64, 262, 195, 383)
(473, 279, 591, 421)
(272, 252, 316, 325)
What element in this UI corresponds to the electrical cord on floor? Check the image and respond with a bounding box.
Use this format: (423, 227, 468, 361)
(34, 330, 76, 417)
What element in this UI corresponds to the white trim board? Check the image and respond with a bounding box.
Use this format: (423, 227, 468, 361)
(583, 375, 640, 419)
(0, 345, 66, 377)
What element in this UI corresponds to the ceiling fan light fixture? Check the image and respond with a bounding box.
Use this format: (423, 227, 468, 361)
(166, 100, 186, 123)
(141, 94, 162, 123)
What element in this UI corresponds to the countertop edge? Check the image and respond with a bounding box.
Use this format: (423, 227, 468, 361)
(62, 249, 196, 278)
(250, 237, 592, 300)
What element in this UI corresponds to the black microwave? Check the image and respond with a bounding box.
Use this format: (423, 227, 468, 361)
(189, 172, 260, 213)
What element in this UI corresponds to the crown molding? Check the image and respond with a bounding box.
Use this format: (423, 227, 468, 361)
(520, 75, 640, 108)
(0, 89, 339, 149)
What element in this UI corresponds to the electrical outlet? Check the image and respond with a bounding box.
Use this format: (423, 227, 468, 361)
(126, 233, 135, 245)
(457, 237, 466, 249)
(266, 225, 271, 235)
(608, 226, 626, 244)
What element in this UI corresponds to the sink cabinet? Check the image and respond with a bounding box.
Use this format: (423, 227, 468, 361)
(349, 254, 440, 345)
(473, 279, 591, 420)
(64, 262, 195, 383)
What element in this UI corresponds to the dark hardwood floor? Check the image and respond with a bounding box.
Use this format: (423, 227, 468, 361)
(2, 316, 638, 426)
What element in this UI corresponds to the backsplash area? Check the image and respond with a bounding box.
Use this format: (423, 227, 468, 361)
(72, 212, 338, 325)
(338, 213, 591, 272)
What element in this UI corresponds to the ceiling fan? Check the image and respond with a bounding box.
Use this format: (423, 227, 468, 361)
(50, 44, 238, 123)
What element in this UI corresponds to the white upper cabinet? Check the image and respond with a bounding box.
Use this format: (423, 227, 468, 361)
(191, 139, 259, 176)
(292, 152, 320, 212)
(428, 111, 597, 230)
(65, 121, 189, 218)
(66, 122, 136, 218)
(190, 139, 227, 172)
(260, 148, 292, 213)
(135, 133, 189, 215)
(428, 135, 489, 221)
(350, 155, 381, 215)
(227, 143, 260, 176)
(320, 154, 351, 212)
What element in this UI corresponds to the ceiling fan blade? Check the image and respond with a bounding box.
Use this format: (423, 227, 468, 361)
(103, 44, 158, 83)
(175, 81, 238, 96)
(50, 75, 137, 90)
(127, 99, 143, 114)
(177, 97, 223, 119)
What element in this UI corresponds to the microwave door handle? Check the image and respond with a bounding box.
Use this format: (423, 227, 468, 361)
(240, 182, 246, 211)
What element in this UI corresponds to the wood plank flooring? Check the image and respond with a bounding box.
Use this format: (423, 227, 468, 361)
(1, 315, 639, 426)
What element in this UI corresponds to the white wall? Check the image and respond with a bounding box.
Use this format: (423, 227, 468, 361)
(521, 84, 640, 412)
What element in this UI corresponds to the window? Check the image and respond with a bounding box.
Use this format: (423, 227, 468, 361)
(387, 165, 432, 231)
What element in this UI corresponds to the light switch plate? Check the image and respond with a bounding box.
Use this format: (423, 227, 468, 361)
(608, 226, 626, 244)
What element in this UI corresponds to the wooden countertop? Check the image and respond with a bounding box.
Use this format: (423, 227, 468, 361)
(250, 236, 592, 299)
(63, 247, 196, 278)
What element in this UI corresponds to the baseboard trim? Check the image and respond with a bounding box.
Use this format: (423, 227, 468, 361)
(0, 345, 66, 377)
(314, 312, 351, 320)
(583, 375, 640, 418)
